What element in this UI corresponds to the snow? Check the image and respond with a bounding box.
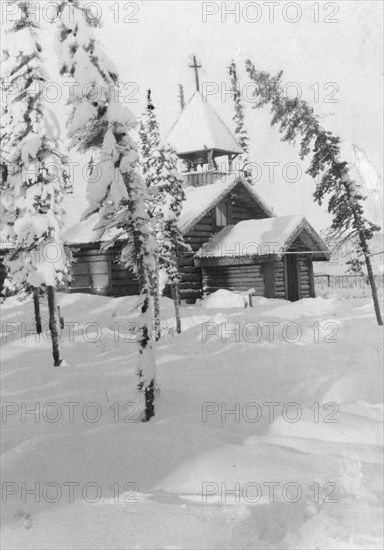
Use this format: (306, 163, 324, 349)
(197, 215, 329, 259)
(202, 288, 249, 308)
(163, 91, 243, 156)
(62, 172, 274, 245)
(1, 291, 382, 549)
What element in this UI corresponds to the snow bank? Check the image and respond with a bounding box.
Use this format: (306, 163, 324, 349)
(0, 292, 382, 549)
(202, 288, 249, 309)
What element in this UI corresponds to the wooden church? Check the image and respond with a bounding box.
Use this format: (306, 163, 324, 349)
(63, 82, 330, 303)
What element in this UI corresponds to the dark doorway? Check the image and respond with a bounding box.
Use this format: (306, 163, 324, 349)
(286, 255, 300, 302)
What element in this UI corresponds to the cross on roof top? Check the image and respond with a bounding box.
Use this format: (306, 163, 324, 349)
(189, 55, 202, 92)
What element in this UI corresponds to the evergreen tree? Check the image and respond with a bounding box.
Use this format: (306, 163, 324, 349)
(0, 0, 70, 363)
(139, 91, 188, 334)
(139, 90, 161, 340)
(156, 143, 188, 334)
(228, 60, 251, 179)
(56, 0, 157, 419)
(178, 84, 185, 112)
(245, 60, 383, 325)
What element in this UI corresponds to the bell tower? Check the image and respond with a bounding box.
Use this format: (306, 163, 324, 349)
(164, 58, 243, 187)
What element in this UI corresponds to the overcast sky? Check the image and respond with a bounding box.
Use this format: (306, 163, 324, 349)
(3, 0, 383, 231)
(91, 0, 383, 229)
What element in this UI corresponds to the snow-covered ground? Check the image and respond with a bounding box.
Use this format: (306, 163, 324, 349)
(1, 290, 383, 549)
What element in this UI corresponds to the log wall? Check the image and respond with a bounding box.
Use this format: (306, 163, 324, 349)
(70, 244, 139, 296)
(202, 264, 265, 295)
(180, 183, 270, 302)
(287, 237, 315, 299)
(272, 259, 286, 299)
(180, 213, 213, 302)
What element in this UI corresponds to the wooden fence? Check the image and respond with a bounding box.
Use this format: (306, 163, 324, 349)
(314, 274, 384, 290)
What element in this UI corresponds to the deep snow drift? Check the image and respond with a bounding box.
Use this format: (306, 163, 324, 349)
(0, 290, 383, 549)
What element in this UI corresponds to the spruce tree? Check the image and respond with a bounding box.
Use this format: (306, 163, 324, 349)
(139, 91, 188, 334)
(0, 0, 70, 363)
(178, 84, 185, 112)
(245, 60, 382, 325)
(155, 143, 188, 334)
(139, 90, 161, 340)
(228, 60, 251, 179)
(56, 0, 157, 419)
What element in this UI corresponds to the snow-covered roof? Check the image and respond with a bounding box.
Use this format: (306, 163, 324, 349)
(62, 193, 120, 245)
(179, 172, 274, 234)
(163, 91, 243, 157)
(197, 216, 330, 261)
(63, 173, 274, 244)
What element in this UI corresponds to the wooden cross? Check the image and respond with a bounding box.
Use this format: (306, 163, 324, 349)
(189, 55, 202, 92)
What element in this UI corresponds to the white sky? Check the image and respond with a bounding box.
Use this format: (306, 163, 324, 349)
(94, 0, 383, 230)
(2, 0, 383, 231)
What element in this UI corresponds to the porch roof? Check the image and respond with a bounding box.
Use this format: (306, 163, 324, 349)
(196, 216, 330, 262)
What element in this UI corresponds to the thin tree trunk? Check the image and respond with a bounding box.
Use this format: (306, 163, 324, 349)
(359, 232, 383, 326)
(137, 291, 156, 422)
(351, 204, 383, 326)
(172, 284, 181, 334)
(152, 266, 161, 342)
(47, 286, 63, 366)
(120, 171, 156, 422)
(33, 288, 42, 334)
(144, 379, 155, 422)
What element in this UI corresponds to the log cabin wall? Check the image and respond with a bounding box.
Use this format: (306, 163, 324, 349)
(180, 183, 271, 302)
(66, 183, 274, 301)
(286, 237, 315, 299)
(70, 246, 110, 294)
(109, 246, 139, 296)
(202, 263, 265, 295)
(180, 213, 213, 302)
(69, 244, 139, 296)
(272, 259, 286, 299)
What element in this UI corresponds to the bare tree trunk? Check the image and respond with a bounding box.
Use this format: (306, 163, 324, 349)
(33, 288, 42, 334)
(47, 286, 63, 366)
(171, 284, 181, 334)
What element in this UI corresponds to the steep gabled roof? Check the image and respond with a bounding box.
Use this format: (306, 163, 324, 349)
(179, 173, 275, 235)
(197, 216, 330, 261)
(163, 91, 243, 157)
(63, 173, 274, 244)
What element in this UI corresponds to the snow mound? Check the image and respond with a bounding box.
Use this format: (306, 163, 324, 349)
(202, 289, 248, 309)
(268, 296, 336, 319)
(269, 408, 383, 447)
(322, 375, 383, 404)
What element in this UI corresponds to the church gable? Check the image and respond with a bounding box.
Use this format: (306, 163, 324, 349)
(179, 174, 274, 236)
(229, 183, 272, 224)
